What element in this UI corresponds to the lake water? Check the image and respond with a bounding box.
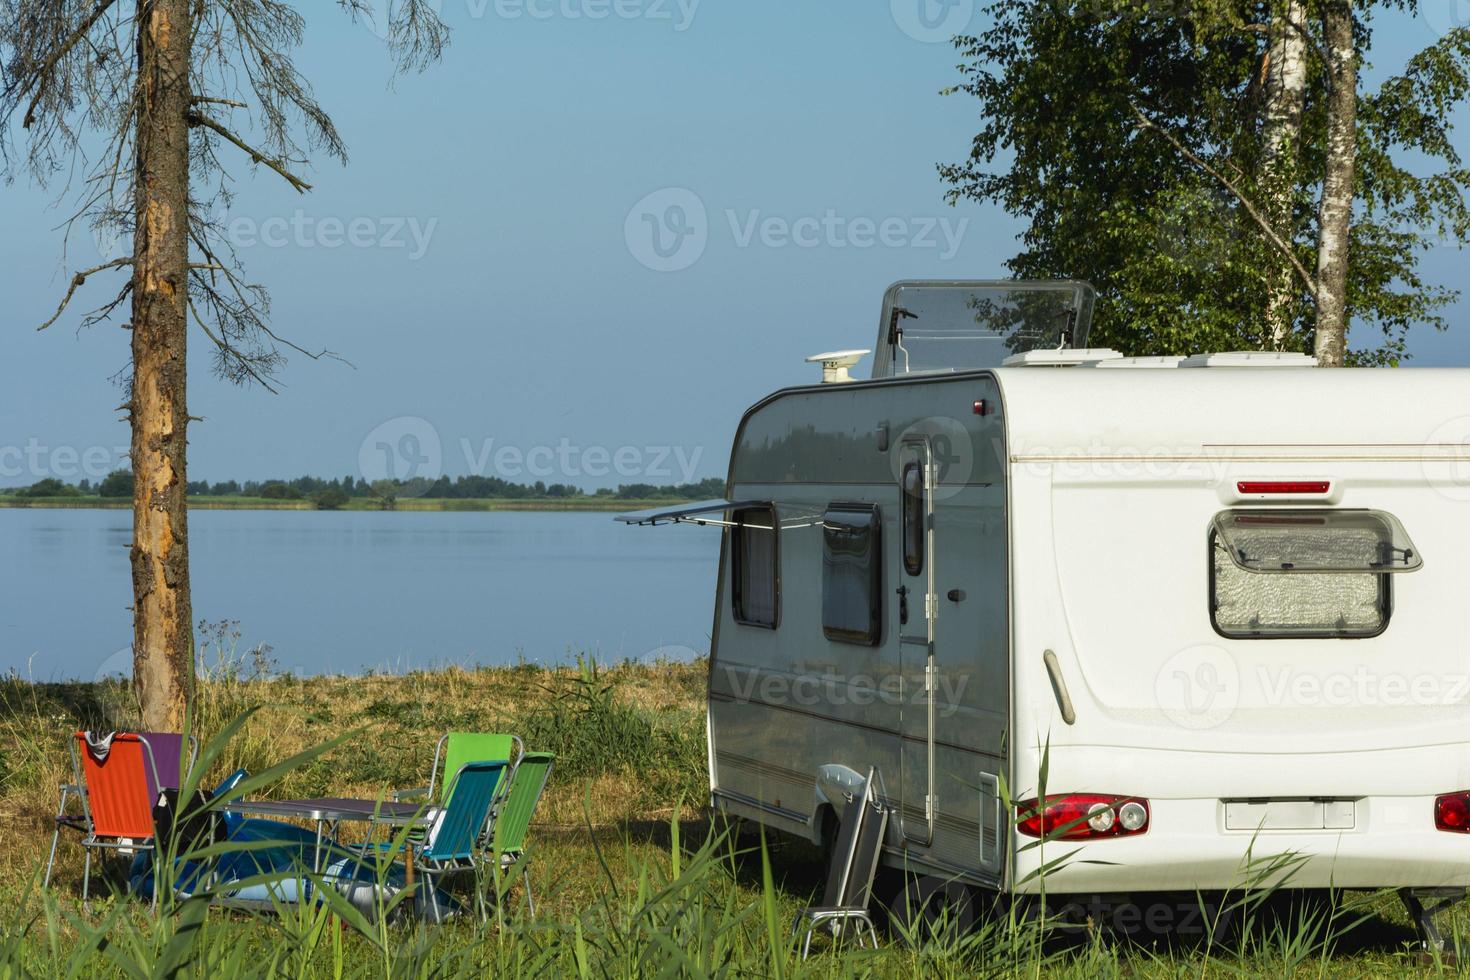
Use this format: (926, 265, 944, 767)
(1, 508, 720, 680)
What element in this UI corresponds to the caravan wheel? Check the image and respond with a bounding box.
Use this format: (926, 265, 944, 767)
(881, 871, 977, 947)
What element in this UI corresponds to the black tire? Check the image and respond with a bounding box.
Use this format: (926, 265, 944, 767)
(882, 871, 977, 947)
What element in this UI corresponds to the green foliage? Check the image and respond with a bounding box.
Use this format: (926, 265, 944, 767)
(368, 480, 398, 511)
(15, 479, 80, 499)
(97, 469, 133, 498)
(942, 1, 1470, 361)
(311, 487, 350, 510)
(519, 657, 706, 806)
(259, 481, 302, 500)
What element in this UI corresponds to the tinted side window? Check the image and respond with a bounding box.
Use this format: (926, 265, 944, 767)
(902, 461, 924, 577)
(732, 507, 778, 628)
(823, 505, 882, 645)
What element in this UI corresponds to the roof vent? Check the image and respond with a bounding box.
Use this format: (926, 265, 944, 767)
(1180, 351, 1317, 368)
(806, 349, 870, 384)
(1082, 355, 1187, 369)
(1001, 348, 1125, 368)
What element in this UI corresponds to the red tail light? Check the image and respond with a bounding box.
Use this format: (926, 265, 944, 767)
(1237, 481, 1331, 495)
(1016, 794, 1150, 840)
(1436, 792, 1470, 832)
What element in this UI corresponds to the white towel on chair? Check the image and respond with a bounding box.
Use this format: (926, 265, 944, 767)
(83, 731, 117, 762)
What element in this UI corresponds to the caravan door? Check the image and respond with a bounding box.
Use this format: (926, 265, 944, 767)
(896, 438, 937, 845)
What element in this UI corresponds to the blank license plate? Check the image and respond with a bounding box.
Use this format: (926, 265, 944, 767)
(1223, 800, 1356, 831)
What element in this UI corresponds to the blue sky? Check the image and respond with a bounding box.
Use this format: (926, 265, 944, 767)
(2, 0, 1466, 491)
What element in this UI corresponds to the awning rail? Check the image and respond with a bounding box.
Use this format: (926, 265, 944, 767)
(615, 499, 762, 527)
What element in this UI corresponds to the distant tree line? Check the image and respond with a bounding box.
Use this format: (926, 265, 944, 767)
(3, 471, 725, 509)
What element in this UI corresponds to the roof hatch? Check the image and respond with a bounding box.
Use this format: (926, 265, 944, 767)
(872, 280, 1096, 378)
(1001, 348, 1124, 368)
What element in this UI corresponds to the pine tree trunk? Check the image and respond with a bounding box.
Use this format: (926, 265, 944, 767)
(130, 0, 194, 731)
(1314, 0, 1357, 368)
(1261, 0, 1307, 349)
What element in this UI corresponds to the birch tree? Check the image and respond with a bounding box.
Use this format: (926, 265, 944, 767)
(1261, 0, 1308, 349)
(1, 0, 449, 729)
(1313, 0, 1357, 366)
(942, 0, 1470, 365)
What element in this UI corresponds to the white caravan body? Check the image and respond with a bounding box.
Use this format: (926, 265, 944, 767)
(622, 281, 1470, 903)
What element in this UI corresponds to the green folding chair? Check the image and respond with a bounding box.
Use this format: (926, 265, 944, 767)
(397, 732, 523, 807)
(484, 751, 554, 917)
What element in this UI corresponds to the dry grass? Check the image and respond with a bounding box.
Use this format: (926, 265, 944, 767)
(0, 656, 709, 903)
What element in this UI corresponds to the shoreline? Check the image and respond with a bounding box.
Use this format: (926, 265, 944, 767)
(0, 496, 687, 513)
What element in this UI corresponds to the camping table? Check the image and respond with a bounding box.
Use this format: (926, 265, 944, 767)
(225, 798, 431, 907)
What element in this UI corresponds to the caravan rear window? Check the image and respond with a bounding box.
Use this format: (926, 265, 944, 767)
(1208, 510, 1420, 639)
(732, 507, 778, 628)
(822, 505, 882, 645)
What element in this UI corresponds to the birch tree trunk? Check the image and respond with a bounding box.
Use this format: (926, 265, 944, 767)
(130, 0, 194, 731)
(1261, 0, 1308, 349)
(1314, 0, 1357, 367)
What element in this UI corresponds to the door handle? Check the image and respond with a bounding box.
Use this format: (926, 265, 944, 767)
(896, 585, 909, 626)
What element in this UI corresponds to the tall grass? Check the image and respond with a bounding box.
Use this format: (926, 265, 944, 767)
(0, 660, 1459, 976)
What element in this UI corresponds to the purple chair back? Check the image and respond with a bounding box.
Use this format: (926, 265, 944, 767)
(139, 732, 187, 802)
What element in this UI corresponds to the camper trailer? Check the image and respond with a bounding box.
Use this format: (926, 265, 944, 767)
(620, 280, 1470, 940)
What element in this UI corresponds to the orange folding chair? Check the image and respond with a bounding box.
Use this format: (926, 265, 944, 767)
(44, 732, 195, 904)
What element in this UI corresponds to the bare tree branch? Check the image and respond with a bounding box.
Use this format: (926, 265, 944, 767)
(35, 256, 133, 331)
(13, 0, 121, 128)
(7, 0, 445, 381)
(186, 109, 313, 192)
(1130, 102, 1319, 299)
(189, 95, 247, 109)
(188, 297, 280, 393)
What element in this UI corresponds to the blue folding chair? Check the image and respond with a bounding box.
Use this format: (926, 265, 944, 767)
(333, 760, 509, 922)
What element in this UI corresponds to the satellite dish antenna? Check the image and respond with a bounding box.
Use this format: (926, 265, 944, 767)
(806, 349, 871, 384)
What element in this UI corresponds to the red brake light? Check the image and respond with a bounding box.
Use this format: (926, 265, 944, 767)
(1436, 792, 1470, 832)
(1237, 481, 1331, 495)
(1016, 794, 1150, 840)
